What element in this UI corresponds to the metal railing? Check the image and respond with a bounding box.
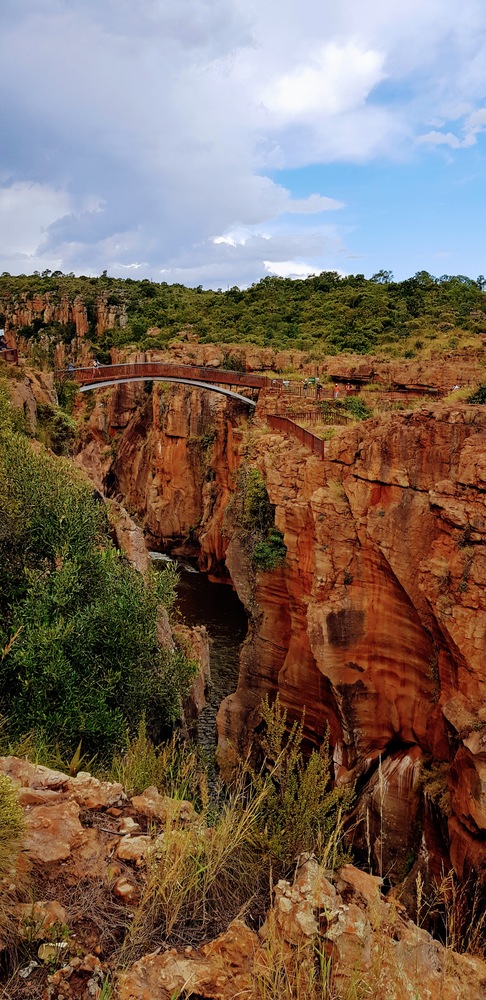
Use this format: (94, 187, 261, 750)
(0, 348, 19, 364)
(266, 414, 325, 459)
(287, 408, 351, 426)
(61, 361, 270, 390)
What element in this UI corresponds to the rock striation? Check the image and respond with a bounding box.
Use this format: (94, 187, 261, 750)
(73, 366, 486, 890)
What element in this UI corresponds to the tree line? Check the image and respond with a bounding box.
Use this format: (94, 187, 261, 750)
(1, 269, 485, 356)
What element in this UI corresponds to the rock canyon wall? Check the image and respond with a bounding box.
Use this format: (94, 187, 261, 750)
(73, 371, 486, 891)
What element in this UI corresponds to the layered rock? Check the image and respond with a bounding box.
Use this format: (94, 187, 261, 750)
(224, 404, 486, 882)
(1, 291, 127, 341)
(4, 757, 483, 1000)
(75, 377, 249, 575)
(74, 375, 486, 887)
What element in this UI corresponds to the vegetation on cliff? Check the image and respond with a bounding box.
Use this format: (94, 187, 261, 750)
(0, 382, 197, 760)
(229, 465, 287, 572)
(1, 269, 485, 356)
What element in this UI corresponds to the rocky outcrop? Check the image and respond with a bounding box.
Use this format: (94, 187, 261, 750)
(1, 291, 127, 341)
(105, 499, 152, 575)
(2, 758, 484, 999)
(219, 404, 486, 884)
(5, 367, 57, 434)
(74, 377, 249, 575)
(118, 857, 486, 1000)
(74, 376, 486, 888)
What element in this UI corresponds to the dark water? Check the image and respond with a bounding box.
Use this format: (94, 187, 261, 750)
(153, 557, 248, 745)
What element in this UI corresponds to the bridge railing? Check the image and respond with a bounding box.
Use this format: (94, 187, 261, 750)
(287, 408, 351, 426)
(61, 362, 270, 390)
(0, 348, 19, 364)
(266, 414, 325, 459)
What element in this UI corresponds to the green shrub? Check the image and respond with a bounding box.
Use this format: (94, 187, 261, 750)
(231, 466, 287, 572)
(55, 378, 78, 414)
(249, 696, 353, 871)
(233, 466, 275, 535)
(468, 384, 486, 404)
(341, 395, 373, 420)
(0, 391, 197, 759)
(253, 528, 287, 571)
(36, 403, 77, 454)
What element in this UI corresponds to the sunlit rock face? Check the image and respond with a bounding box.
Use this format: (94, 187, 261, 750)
(76, 380, 486, 887)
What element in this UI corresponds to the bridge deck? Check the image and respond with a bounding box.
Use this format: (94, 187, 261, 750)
(65, 361, 269, 390)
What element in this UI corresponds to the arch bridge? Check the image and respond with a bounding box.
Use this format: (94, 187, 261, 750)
(60, 361, 271, 407)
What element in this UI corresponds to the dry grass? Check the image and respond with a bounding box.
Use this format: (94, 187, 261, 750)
(252, 924, 335, 1000)
(121, 771, 270, 961)
(107, 722, 207, 803)
(417, 870, 486, 958)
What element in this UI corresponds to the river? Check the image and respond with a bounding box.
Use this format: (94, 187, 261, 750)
(152, 555, 248, 746)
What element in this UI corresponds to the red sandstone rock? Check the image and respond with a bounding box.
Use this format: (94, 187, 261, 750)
(115, 834, 153, 865)
(23, 800, 85, 864)
(130, 786, 196, 826)
(117, 919, 258, 1000)
(15, 900, 67, 939)
(118, 861, 486, 1000)
(106, 499, 152, 575)
(66, 772, 124, 810)
(72, 361, 486, 884)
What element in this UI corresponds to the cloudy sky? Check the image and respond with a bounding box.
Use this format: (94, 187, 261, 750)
(1, 0, 486, 287)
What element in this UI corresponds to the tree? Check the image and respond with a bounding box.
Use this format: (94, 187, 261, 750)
(371, 269, 394, 284)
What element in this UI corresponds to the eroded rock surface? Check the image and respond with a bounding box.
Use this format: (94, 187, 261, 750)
(118, 858, 486, 1000)
(72, 353, 486, 884)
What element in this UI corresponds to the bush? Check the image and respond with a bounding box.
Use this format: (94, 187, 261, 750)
(231, 466, 287, 572)
(253, 528, 287, 571)
(249, 696, 353, 872)
(468, 384, 486, 404)
(121, 698, 354, 955)
(0, 388, 197, 758)
(36, 403, 77, 454)
(341, 396, 373, 420)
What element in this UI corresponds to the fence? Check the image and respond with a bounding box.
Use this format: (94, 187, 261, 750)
(0, 348, 19, 364)
(266, 414, 325, 459)
(288, 407, 351, 427)
(64, 361, 270, 390)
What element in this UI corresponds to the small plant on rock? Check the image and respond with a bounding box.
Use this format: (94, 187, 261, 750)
(249, 696, 354, 873)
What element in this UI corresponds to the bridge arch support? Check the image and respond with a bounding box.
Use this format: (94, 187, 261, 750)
(77, 375, 257, 406)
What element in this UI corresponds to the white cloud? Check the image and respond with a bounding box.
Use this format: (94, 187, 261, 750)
(1, 1, 486, 284)
(0, 181, 70, 271)
(418, 105, 486, 149)
(262, 42, 386, 122)
(417, 131, 462, 148)
(263, 260, 318, 278)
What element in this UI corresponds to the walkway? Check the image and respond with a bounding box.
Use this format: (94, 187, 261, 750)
(59, 361, 332, 456)
(62, 361, 270, 407)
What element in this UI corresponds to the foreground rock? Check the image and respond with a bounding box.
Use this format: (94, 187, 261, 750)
(118, 859, 486, 1000)
(1, 759, 485, 999)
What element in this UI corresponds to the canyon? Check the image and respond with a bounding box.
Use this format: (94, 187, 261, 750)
(58, 342, 486, 897)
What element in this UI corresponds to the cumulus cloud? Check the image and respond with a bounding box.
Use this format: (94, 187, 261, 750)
(0, 1, 486, 284)
(262, 42, 386, 122)
(418, 106, 486, 149)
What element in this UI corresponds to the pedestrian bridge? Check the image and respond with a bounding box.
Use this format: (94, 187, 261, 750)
(60, 361, 271, 407)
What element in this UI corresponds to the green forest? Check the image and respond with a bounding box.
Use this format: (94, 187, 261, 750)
(1, 269, 485, 357)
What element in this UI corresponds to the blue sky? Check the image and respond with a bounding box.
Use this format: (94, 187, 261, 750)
(1, 0, 485, 287)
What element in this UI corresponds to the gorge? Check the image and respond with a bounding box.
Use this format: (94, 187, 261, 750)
(66, 345, 486, 896)
(2, 280, 486, 996)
